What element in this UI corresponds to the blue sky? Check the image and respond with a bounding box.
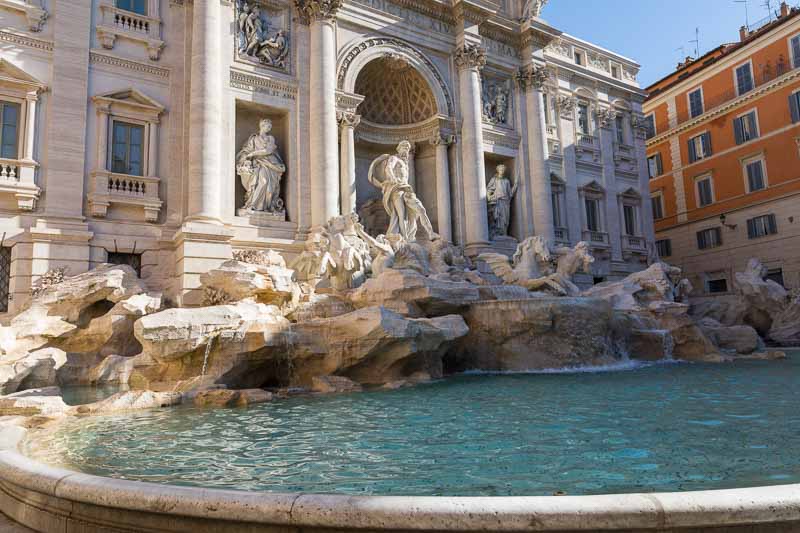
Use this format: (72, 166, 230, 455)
(541, 0, 794, 87)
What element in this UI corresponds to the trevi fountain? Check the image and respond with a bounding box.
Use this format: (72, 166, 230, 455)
(1, 0, 800, 528)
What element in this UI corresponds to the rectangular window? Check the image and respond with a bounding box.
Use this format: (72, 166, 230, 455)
(655, 239, 672, 257)
(647, 153, 663, 179)
(688, 88, 704, 118)
(644, 114, 656, 139)
(543, 93, 550, 125)
(696, 227, 722, 250)
(696, 176, 713, 207)
(706, 277, 729, 294)
(611, 65, 620, 79)
(792, 35, 800, 69)
(623, 204, 637, 235)
(0, 101, 20, 160)
(651, 194, 664, 220)
(575, 51, 583, 66)
(116, 0, 146, 14)
(110, 121, 145, 176)
(688, 132, 712, 163)
(733, 111, 759, 145)
(585, 198, 600, 231)
(790, 91, 800, 124)
(745, 159, 766, 192)
(615, 115, 625, 144)
(746, 214, 778, 239)
(735, 63, 754, 95)
(766, 268, 784, 287)
(551, 191, 563, 228)
(577, 103, 590, 134)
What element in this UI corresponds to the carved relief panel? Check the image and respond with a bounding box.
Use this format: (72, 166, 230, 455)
(235, 0, 291, 73)
(481, 75, 512, 127)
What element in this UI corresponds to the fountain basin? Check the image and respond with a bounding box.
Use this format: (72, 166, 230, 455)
(5, 355, 800, 531)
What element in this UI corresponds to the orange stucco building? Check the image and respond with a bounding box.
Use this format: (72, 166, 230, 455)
(645, 2, 800, 297)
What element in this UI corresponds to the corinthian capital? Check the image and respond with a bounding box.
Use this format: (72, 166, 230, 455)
(454, 44, 486, 71)
(515, 64, 549, 90)
(337, 111, 360, 128)
(294, 0, 341, 24)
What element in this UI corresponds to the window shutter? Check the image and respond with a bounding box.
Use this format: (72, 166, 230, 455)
(768, 214, 778, 234)
(790, 93, 800, 124)
(714, 227, 722, 246)
(734, 117, 744, 144)
(793, 36, 800, 68)
(747, 218, 756, 239)
(656, 153, 663, 175)
(697, 231, 705, 249)
(747, 113, 758, 138)
(702, 133, 712, 156)
(688, 139, 697, 163)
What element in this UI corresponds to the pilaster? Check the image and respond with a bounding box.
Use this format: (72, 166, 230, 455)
(431, 133, 455, 242)
(337, 111, 359, 215)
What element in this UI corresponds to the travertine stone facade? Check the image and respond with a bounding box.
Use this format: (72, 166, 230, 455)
(0, 0, 652, 310)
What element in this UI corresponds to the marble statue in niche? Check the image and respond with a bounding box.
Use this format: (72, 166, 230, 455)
(236, 118, 286, 220)
(520, 0, 548, 21)
(236, 0, 290, 70)
(482, 78, 510, 125)
(486, 163, 518, 239)
(367, 140, 438, 242)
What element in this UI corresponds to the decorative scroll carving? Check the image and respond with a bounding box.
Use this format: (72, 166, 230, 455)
(557, 95, 577, 119)
(293, 0, 341, 24)
(595, 107, 617, 129)
(453, 44, 486, 71)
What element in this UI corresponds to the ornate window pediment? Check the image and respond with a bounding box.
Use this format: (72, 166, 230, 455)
(619, 186, 641, 202)
(89, 88, 164, 223)
(0, 59, 45, 211)
(579, 180, 605, 195)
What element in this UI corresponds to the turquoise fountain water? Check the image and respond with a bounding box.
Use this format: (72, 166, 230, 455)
(28, 353, 800, 497)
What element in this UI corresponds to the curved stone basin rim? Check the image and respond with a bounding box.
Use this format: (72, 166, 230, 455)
(3, 433, 800, 532)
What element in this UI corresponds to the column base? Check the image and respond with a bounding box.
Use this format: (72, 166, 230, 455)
(464, 241, 492, 258)
(174, 221, 234, 307)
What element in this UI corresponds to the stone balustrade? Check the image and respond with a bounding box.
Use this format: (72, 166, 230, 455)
(89, 170, 162, 222)
(622, 234, 647, 252)
(553, 227, 570, 244)
(96, 3, 164, 59)
(546, 124, 558, 138)
(0, 158, 40, 210)
(576, 133, 596, 146)
(582, 229, 610, 248)
(0, 159, 19, 180)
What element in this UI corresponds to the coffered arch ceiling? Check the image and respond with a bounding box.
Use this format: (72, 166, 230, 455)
(354, 56, 438, 126)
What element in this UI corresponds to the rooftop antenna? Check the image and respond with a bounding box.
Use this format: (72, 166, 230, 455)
(735, 0, 750, 29)
(761, 0, 775, 18)
(689, 27, 700, 57)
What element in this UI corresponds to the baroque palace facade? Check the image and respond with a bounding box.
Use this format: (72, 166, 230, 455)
(0, 0, 653, 310)
(645, 3, 800, 299)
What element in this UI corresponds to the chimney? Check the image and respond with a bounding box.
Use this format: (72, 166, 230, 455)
(780, 1, 790, 17)
(739, 25, 749, 42)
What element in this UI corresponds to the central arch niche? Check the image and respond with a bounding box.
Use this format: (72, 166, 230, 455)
(352, 55, 442, 236)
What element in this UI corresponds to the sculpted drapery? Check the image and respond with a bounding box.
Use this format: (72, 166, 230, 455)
(236, 118, 286, 214)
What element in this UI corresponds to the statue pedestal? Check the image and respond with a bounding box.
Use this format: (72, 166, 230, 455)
(237, 208, 286, 226)
(487, 235, 518, 257)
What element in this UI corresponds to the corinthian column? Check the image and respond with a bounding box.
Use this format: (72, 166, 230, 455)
(337, 111, 359, 214)
(296, 0, 341, 227)
(455, 43, 490, 255)
(517, 63, 554, 241)
(431, 133, 454, 242)
(187, 0, 223, 223)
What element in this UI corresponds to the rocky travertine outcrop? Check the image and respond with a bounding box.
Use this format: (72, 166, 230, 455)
(448, 297, 620, 372)
(311, 375, 363, 393)
(348, 269, 481, 317)
(188, 388, 272, 407)
(0, 387, 69, 416)
(583, 262, 681, 311)
(287, 306, 469, 387)
(199, 258, 297, 306)
(72, 390, 183, 414)
(0, 265, 161, 394)
(697, 318, 761, 355)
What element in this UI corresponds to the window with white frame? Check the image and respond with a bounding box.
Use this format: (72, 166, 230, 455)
(688, 132, 712, 162)
(655, 238, 671, 257)
(0, 101, 19, 160)
(647, 153, 663, 179)
(743, 155, 767, 192)
(735, 62, 754, 95)
(696, 175, 714, 207)
(746, 214, 777, 239)
(791, 34, 800, 69)
(615, 114, 626, 144)
(733, 110, 759, 144)
(584, 197, 601, 231)
(651, 192, 664, 220)
(643, 113, 656, 139)
(577, 102, 590, 134)
(790, 90, 800, 124)
(688, 88, 704, 118)
(696, 227, 722, 250)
